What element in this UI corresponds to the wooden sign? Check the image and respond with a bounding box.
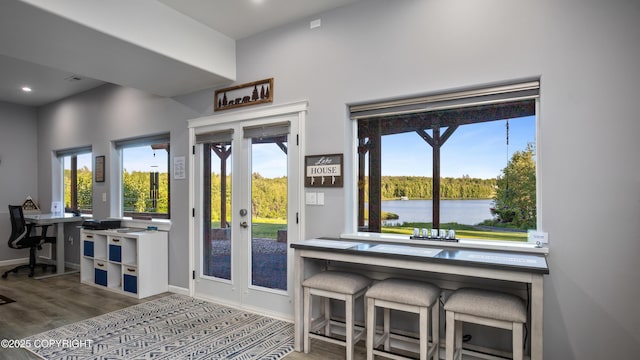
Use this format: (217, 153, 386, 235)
(21, 196, 40, 213)
(305, 154, 343, 187)
(214, 78, 273, 111)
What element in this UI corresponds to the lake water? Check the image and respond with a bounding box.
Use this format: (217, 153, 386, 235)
(382, 199, 494, 225)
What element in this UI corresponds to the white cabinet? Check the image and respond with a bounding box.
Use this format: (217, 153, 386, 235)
(80, 229, 168, 299)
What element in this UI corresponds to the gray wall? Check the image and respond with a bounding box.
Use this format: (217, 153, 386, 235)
(0, 101, 38, 261)
(35, 84, 199, 286)
(27, 0, 640, 358)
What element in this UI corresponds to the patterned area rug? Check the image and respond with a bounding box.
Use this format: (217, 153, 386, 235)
(24, 294, 294, 360)
(0, 294, 16, 305)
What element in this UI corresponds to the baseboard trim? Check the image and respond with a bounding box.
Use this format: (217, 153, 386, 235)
(0, 258, 29, 267)
(193, 293, 293, 322)
(169, 285, 189, 296)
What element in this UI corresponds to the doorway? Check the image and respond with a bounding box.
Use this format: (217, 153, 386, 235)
(189, 102, 305, 318)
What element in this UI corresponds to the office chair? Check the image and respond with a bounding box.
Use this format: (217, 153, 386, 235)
(2, 205, 56, 278)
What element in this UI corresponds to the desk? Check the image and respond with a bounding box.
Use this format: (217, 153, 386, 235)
(24, 213, 84, 279)
(291, 238, 549, 360)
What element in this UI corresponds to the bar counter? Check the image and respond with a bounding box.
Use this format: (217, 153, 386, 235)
(291, 238, 549, 359)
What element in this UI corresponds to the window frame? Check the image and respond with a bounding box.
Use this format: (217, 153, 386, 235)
(344, 80, 545, 253)
(115, 133, 171, 220)
(56, 146, 93, 215)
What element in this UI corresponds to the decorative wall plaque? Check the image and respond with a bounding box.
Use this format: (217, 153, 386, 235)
(214, 78, 273, 111)
(305, 154, 343, 188)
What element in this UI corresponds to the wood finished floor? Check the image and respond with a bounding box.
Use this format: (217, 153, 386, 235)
(0, 265, 366, 360)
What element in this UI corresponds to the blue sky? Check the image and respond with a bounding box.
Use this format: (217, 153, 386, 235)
(381, 116, 535, 179)
(122, 147, 169, 173)
(73, 148, 169, 173)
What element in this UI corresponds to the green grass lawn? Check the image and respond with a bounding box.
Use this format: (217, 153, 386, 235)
(212, 219, 286, 239)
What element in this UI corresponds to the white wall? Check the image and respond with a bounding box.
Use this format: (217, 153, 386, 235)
(228, 0, 640, 358)
(36, 84, 199, 287)
(0, 101, 38, 262)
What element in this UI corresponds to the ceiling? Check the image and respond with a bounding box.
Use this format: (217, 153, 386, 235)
(0, 0, 360, 107)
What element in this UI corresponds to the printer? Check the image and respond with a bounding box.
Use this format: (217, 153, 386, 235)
(81, 219, 122, 230)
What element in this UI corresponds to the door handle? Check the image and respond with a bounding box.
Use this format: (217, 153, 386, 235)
(240, 221, 248, 229)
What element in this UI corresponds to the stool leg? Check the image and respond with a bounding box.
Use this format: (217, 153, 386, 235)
(346, 294, 355, 360)
(445, 311, 454, 360)
(324, 296, 331, 336)
(431, 301, 440, 359)
(454, 317, 463, 360)
(513, 322, 524, 360)
(383, 307, 391, 350)
(366, 297, 375, 360)
(304, 287, 311, 354)
(420, 306, 428, 360)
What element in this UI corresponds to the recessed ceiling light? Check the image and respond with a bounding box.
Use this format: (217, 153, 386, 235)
(22, 86, 32, 92)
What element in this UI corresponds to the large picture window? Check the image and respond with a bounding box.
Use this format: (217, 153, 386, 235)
(57, 147, 92, 214)
(352, 81, 539, 241)
(115, 134, 170, 220)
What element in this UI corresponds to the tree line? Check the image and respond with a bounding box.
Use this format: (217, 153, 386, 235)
(209, 173, 287, 222)
(379, 175, 496, 200)
(65, 168, 169, 214)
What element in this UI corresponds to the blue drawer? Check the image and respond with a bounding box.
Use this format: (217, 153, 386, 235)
(109, 244, 122, 262)
(83, 241, 94, 257)
(95, 268, 107, 286)
(123, 274, 137, 294)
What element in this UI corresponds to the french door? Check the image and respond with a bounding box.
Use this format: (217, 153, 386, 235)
(191, 110, 301, 318)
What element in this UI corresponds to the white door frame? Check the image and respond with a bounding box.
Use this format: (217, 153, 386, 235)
(187, 101, 307, 317)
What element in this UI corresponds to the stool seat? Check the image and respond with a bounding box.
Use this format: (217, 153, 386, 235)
(366, 278, 441, 360)
(303, 271, 372, 360)
(303, 270, 371, 294)
(444, 287, 526, 323)
(366, 277, 440, 307)
(444, 288, 527, 360)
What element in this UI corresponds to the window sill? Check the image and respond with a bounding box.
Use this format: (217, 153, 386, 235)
(340, 232, 549, 255)
(113, 217, 172, 232)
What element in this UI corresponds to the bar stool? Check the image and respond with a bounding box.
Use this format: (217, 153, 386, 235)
(444, 288, 527, 360)
(303, 270, 372, 360)
(365, 278, 441, 360)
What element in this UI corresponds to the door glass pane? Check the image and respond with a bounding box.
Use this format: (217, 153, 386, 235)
(203, 142, 232, 279)
(250, 135, 287, 290)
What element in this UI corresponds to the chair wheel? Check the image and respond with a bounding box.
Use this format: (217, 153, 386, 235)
(2, 273, 7, 279)
(28, 273, 34, 277)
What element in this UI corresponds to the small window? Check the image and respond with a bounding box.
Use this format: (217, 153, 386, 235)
(351, 81, 539, 242)
(115, 134, 170, 220)
(58, 147, 92, 214)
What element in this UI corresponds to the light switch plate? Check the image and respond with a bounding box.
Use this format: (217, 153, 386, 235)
(305, 192, 317, 205)
(316, 192, 324, 205)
